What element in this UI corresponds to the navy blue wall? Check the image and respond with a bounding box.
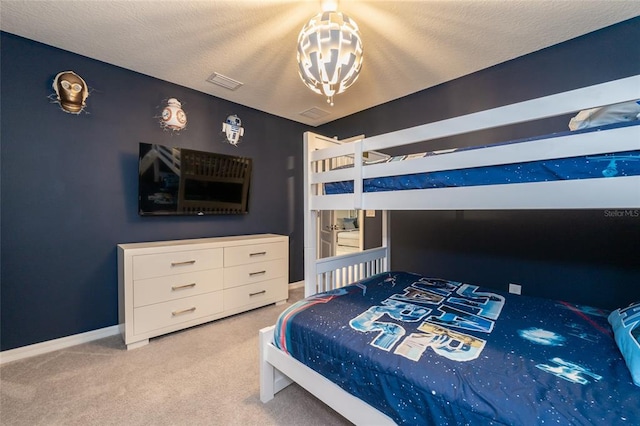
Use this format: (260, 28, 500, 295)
(3, 19, 639, 352)
(1, 32, 308, 351)
(319, 18, 640, 310)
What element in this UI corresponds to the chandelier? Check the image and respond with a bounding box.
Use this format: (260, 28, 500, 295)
(296, 3, 363, 106)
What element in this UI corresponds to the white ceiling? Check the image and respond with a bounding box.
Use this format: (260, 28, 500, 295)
(1, 1, 638, 126)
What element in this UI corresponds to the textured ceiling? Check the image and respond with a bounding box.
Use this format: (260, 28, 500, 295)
(1, 1, 639, 126)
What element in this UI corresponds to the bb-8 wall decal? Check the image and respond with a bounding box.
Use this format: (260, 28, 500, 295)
(160, 98, 187, 131)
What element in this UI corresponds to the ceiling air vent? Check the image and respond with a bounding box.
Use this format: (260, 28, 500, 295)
(300, 107, 330, 120)
(206, 72, 243, 90)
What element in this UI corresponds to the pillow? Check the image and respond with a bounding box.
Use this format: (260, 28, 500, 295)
(608, 301, 640, 386)
(568, 100, 640, 130)
(340, 218, 356, 230)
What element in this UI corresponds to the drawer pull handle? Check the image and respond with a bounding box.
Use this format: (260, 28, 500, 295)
(249, 270, 267, 277)
(249, 252, 267, 257)
(172, 307, 196, 316)
(171, 260, 196, 267)
(172, 283, 196, 291)
(249, 290, 266, 297)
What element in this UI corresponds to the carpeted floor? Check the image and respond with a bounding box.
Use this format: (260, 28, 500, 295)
(0, 287, 352, 426)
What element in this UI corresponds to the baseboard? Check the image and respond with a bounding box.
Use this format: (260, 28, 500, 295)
(289, 280, 304, 289)
(0, 325, 120, 365)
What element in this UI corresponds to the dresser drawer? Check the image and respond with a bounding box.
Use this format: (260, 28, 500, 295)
(133, 248, 223, 280)
(223, 279, 288, 311)
(224, 242, 286, 267)
(223, 258, 287, 289)
(133, 291, 223, 335)
(133, 269, 223, 308)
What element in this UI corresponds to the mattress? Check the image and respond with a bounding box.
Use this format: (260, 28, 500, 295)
(324, 122, 640, 195)
(274, 271, 640, 425)
(337, 230, 359, 247)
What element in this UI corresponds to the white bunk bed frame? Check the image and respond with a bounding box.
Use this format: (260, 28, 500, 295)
(260, 75, 640, 425)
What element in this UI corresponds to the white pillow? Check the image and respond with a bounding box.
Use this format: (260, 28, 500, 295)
(568, 100, 640, 131)
(608, 301, 640, 387)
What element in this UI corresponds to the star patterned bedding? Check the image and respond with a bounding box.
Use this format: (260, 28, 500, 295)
(323, 122, 640, 195)
(273, 271, 640, 425)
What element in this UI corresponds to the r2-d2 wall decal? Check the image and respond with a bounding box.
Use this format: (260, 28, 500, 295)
(222, 114, 244, 146)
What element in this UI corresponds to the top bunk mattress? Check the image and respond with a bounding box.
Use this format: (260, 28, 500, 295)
(274, 271, 640, 425)
(323, 121, 640, 195)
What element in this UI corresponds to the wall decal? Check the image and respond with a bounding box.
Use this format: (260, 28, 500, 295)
(51, 71, 89, 114)
(159, 98, 187, 132)
(222, 114, 244, 146)
(154, 98, 187, 132)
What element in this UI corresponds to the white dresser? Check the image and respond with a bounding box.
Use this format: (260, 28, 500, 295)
(118, 234, 288, 349)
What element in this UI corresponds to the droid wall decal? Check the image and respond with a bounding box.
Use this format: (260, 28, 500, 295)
(222, 114, 244, 146)
(51, 71, 89, 114)
(159, 98, 187, 132)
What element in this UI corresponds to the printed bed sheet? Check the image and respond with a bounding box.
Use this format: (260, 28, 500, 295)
(324, 122, 640, 194)
(273, 271, 640, 425)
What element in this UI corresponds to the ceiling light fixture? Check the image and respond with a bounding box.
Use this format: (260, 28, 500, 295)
(296, 0, 363, 106)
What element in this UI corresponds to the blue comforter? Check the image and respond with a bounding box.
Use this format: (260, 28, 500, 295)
(274, 271, 640, 425)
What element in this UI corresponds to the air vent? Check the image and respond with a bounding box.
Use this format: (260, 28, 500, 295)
(300, 107, 330, 119)
(206, 73, 243, 90)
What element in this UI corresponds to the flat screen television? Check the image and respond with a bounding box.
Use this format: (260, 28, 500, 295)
(138, 142, 252, 216)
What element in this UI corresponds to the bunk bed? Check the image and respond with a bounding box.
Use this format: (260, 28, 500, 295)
(259, 76, 640, 425)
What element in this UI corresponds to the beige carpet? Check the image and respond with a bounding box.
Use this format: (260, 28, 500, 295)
(0, 287, 352, 426)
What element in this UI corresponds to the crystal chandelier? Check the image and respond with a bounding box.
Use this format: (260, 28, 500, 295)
(296, 3, 363, 106)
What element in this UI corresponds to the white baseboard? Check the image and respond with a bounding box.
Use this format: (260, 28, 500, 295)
(0, 325, 120, 365)
(289, 280, 304, 289)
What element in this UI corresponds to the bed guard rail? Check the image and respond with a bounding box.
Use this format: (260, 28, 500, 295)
(307, 246, 389, 296)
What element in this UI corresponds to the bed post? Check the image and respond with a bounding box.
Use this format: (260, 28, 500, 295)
(303, 132, 317, 297)
(382, 210, 390, 271)
(259, 327, 276, 402)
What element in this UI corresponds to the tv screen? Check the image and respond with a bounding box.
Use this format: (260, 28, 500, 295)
(138, 143, 252, 215)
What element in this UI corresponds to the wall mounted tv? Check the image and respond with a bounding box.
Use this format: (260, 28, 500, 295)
(138, 142, 252, 216)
